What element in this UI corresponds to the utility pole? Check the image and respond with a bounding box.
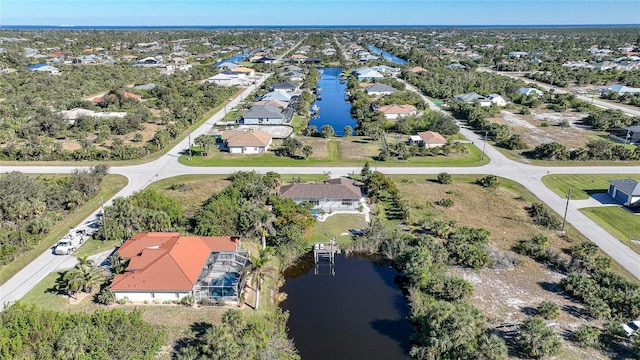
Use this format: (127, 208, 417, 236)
(188, 132, 192, 161)
(561, 188, 571, 232)
(481, 131, 488, 161)
(100, 197, 108, 243)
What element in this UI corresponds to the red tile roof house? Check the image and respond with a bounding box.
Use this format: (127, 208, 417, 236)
(111, 232, 249, 304)
(280, 178, 364, 216)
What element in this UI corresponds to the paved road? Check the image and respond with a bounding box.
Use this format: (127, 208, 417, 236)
(2, 55, 640, 308)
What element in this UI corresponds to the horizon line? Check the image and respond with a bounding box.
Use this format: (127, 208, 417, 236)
(1, 23, 639, 28)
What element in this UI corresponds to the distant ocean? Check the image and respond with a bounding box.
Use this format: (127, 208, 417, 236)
(0, 24, 638, 30)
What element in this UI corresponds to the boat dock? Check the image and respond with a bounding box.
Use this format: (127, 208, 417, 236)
(313, 239, 339, 264)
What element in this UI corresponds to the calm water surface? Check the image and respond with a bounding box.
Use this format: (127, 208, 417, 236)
(309, 67, 356, 136)
(280, 253, 411, 360)
(368, 45, 408, 64)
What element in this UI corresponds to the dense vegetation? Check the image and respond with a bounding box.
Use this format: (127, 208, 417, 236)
(0, 302, 165, 359)
(0, 166, 108, 266)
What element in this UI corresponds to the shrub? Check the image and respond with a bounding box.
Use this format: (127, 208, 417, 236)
(516, 316, 562, 358)
(540, 121, 550, 127)
(435, 198, 454, 207)
(528, 203, 561, 230)
(514, 234, 549, 259)
(537, 301, 560, 320)
(97, 287, 115, 305)
(437, 172, 453, 184)
(180, 295, 195, 306)
(558, 119, 571, 127)
(572, 325, 601, 348)
(476, 175, 499, 189)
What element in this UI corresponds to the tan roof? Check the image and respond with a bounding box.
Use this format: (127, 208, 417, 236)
(280, 178, 362, 200)
(377, 104, 417, 115)
(417, 131, 447, 144)
(112, 232, 239, 292)
(255, 100, 288, 109)
(232, 67, 254, 73)
(224, 130, 272, 147)
(291, 54, 308, 59)
(409, 66, 427, 73)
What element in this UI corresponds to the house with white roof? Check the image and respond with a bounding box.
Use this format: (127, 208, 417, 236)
(453, 92, 492, 106)
(601, 84, 640, 95)
(519, 88, 544, 97)
(353, 67, 384, 81)
(364, 83, 397, 96)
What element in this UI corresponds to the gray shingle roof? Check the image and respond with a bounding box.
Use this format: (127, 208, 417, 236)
(364, 83, 397, 93)
(280, 179, 362, 200)
(243, 105, 284, 119)
(610, 179, 640, 196)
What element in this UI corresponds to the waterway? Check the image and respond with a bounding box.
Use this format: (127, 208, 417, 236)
(214, 52, 249, 66)
(26, 63, 48, 70)
(280, 253, 411, 360)
(309, 67, 356, 136)
(368, 45, 408, 65)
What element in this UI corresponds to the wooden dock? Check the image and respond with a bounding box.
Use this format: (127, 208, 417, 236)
(313, 239, 339, 264)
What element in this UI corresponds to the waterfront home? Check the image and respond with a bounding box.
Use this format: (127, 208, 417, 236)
(261, 90, 294, 102)
(242, 104, 293, 125)
(354, 67, 384, 81)
(271, 81, 300, 92)
(216, 61, 238, 70)
(279, 178, 363, 214)
(31, 65, 60, 75)
(377, 104, 418, 119)
(601, 84, 640, 95)
(364, 83, 397, 96)
(222, 130, 273, 154)
(111, 232, 247, 303)
(409, 131, 447, 148)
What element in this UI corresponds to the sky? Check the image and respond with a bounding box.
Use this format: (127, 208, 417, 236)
(1, 0, 639, 26)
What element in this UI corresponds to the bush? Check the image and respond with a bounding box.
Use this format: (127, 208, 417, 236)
(180, 294, 195, 306)
(97, 287, 115, 305)
(572, 325, 601, 348)
(537, 301, 560, 320)
(558, 119, 571, 127)
(514, 234, 549, 259)
(540, 121, 550, 127)
(435, 198, 454, 207)
(476, 175, 499, 189)
(516, 316, 562, 358)
(528, 203, 561, 230)
(437, 172, 453, 184)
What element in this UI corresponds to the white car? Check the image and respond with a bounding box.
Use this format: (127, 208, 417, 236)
(622, 320, 640, 336)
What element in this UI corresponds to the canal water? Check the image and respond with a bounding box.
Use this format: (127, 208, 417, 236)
(280, 253, 411, 360)
(309, 67, 356, 136)
(368, 45, 408, 65)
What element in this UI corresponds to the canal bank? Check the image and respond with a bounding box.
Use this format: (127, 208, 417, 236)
(280, 253, 411, 359)
(368, 45, 408, 65)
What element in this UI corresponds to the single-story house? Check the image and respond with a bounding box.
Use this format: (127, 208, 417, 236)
(609, 125, 640, 145)
(242, 104, 293, 125)
(446, 63, 466, 70)
(519, 87, 544, 97)
(232, 66, 255, 77)
(453, 92, 492, 107)
(377, 104, 418, 119)
(372, 65, 400, 75)
(254, 56, 277, 64)
(206, 71, 242, 86)
(409, 131, 447, 148)
(304, 57, 322, 64)
(271, 81, 300, 92)
(364, 83, 397, 96)
(608, 179, 640, 207)
(254, 100, 289, 109)
(290, 54, 308, 63)
(353, 67, 384, 81)
(508, 51, 528, 58)
(261, 90, 293, 102)
(31, 65, 60, 75)
(487, 94, 507, 106)
(222, 130, 272, 154)
(280, 71, 305, 82)
(280, 178, 363, 214)
(600, 84, 640, 95)
(216, 61, 238, 70)
(111, 232, 246, 302)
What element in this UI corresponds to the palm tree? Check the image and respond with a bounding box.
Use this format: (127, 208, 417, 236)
(243, 207, 275, 250)
(245, 248, 277, 310)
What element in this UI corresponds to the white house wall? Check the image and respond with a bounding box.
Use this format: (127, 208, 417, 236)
(114, 291, 191, 302)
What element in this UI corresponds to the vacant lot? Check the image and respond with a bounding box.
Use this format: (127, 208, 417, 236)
(392, 175, 633, 359)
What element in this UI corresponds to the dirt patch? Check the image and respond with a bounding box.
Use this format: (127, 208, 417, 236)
(305, 137, 329, 159)
(493, 110, 600, 149)
(341, 137, 380, 160)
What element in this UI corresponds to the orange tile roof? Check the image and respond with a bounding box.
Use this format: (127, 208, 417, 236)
(223, 130, 272, 147)
(417, 131, 446, 144)
(111, 232, 239, 292)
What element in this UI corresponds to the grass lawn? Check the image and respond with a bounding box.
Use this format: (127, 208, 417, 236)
(306, 213, 367, 247)
(290, 114, 308, 134)
(580, 206, 640, 251)
(0, 174, 128, 286)
(542, 174, 640, 200)
(179, 138, 488, 167)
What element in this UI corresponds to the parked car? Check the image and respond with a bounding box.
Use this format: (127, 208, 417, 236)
(622, 320, 640, 336)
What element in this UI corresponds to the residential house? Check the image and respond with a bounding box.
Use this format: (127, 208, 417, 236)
(487, 94, 507, 106)
(353, 67, 384, 81)
(205, 71, 242, 86)
(408, 66, 427, 73)
(453, 92, 492, 107)
(231, 66, 255, 78)
(222, 130, 272, 154)
(32, 65, 60, 75)
(609, 125, 640, 144)
(446, 63, 466, 70)
(364, 83, 397, 96)
(242, 104, 293, 125)
(322, 48, 337, 56)
(279, 178, 363, 214)
(92, 92, 141, 103)
(216, 61, 238, 70)
(60, 108, 127, 124)
(111, 232, 247, 302)
(304, 57, 321, 64)
(290, 54, 308, 63)
(371, 65, 400, 75)
(261, 90, 294, 102)
(377, 104, 418, 119)
(280, 71, 305, 82)
(409, 131, 447, 148)
(608, 179, 640, 207)
(601, 84, 640, 95)
(519, 87, 544, 97)
(271, 81, 300, 92)
(254, 56, 277, 64)
(508, 51, 528, 58)
(254, 100, 289, 109)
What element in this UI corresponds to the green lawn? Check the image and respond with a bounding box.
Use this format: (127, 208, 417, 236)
(21, 271, 102, 313)
(290, 114, 308, 134)
(542, 174, 640, 200)
(180, 142, 488, 167)
(0, 174, 128, 286)
(306, 213, 367, 246)
(580, 206, 640, 252)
